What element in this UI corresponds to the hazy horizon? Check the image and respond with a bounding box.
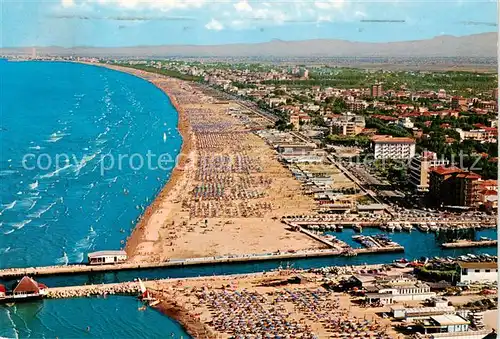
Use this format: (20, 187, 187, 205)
(2, 0, 498, 48)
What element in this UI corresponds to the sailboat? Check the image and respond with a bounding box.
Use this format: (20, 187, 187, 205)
(138, 279, 155, 301)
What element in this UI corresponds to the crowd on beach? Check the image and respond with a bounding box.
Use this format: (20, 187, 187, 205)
(196, 287, 393, 338)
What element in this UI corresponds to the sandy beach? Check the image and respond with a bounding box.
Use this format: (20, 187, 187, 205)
(145, 270, 398, 338)
(99, 65, 324, 263)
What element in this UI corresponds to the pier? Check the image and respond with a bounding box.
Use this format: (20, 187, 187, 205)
(0, 246, 403, 280)
(46, 281, 140, 299)
(441, 240, 498, 249)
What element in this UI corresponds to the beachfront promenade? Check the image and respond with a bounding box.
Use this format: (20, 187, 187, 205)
(0, 246, 403, 280)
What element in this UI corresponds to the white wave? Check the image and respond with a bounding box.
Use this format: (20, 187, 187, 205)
(12, 219, 32, 229)
(29, 180, 39, 190)
(2, 200, 16, 210)
(29, 145, 43, 150)
(28, 199, 37, 211)
(3, 229, 14, 235)
(105, 176, 118, 184)
(28, 201, 57, 218)
(38, 164, 72, 179)
(46, 131, 69, 143)
(56, 251, 69, 265)
(0, 247, 11, 254)
(0, 170, 17, 176)
(3, 308, 19, 339)
(46, 136, 62, 143)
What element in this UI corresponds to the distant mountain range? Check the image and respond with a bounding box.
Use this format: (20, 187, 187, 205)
(1, 33, 497, 58)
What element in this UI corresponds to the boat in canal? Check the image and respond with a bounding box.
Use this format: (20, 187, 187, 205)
(353, 224, 363, 232)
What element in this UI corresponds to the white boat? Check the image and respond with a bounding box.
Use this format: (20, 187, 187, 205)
(394, 223, 402, 232)
(418, 224, 429, 232)
(163, 132, 167, 142)
(387, 223, 395, 232)
(402, 223, 413, 232)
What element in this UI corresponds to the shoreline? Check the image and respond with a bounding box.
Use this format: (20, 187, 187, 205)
(95, 63, 194, 261)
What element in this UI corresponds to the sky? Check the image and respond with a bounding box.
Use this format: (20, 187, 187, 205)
(1, 0, 498, 47)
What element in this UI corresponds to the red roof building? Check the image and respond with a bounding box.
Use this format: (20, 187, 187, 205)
(13, 276, 44, 295)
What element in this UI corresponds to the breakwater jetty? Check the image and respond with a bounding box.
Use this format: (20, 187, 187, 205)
(0, 246, 404, 280)
(441, 240, 498, 249)
(46, 281, 140, 299)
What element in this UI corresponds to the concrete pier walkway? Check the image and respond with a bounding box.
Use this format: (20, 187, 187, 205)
(0, 246, 403, 280)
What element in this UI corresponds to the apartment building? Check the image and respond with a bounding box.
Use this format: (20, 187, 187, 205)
(371, 83, 383, 97)
(328, 114, 366, 136)
(372, 136, 416, 160)
(408, 152, 449, 192)
(428, 167, 495, 209)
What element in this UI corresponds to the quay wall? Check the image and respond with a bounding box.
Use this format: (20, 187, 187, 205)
(441, 240, 498, 248)
(0, 246, 403, 279)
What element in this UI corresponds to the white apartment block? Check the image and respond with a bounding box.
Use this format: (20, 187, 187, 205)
(373, 136, 416, 159)
(458, 261, 498, 285)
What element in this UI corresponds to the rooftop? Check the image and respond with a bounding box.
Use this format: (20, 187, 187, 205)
(458, 261, 498, 269)
(430, 314, 469, 326)
(88, 250, 127, 258)
(371, 135, 415, 144)
(430, 166, 463, 176)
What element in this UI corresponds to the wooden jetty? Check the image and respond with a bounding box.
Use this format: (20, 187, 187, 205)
(441, 240, 498, 249)
(0, 246, 403, 280)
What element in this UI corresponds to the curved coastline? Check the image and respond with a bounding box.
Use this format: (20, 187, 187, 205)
(87, 63, 193, 261)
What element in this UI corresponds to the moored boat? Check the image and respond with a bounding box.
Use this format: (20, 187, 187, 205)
(402, 223, 413, 232)
(418, 223, 429, 232)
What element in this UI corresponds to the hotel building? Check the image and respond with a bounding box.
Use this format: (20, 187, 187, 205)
(372, 136, 416, 160)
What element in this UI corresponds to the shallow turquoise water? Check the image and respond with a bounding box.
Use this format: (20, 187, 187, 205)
(0, 60, 187, 338)
(0, 60, 182, 268)
(0, 296, 189, 338)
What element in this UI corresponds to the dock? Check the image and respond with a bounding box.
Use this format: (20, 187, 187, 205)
(0, 246, 403, 280)
(441, 240, 498, 248)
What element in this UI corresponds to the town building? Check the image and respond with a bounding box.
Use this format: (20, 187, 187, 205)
(418, 314, 469, 335)
(451, 96, 467, 110)
(455, 128, 498, 143)
(371, 83, 383, 97)
(346, 99, 368, 112)
(364, 275, 436, 305)
(428, 167, 495, 208)
(458, 261, 498, 285)
(328, 114, 365, 136)
(372, 136, 416, 159)
(408, 152, 449, 192)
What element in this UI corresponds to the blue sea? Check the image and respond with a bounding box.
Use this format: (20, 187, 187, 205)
(0, 60, 182, 268)
(0, 60, 187, 337)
